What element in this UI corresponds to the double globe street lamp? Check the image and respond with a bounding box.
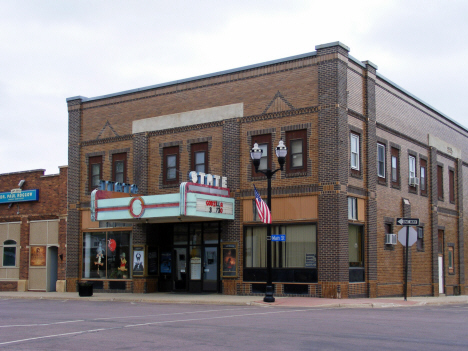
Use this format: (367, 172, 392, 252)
(250, 139, 287, 303)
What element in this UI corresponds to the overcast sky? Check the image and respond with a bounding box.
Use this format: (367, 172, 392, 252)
(1, 0, 467, 175)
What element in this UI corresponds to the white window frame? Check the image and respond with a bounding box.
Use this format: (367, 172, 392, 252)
(348, 197, 358, 220)
(409, 155, 416, 184)
(350, 134, 360, 170)
(377, 143, 385, 178)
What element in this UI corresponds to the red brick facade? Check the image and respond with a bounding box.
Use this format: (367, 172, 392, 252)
(67, 41, 468, 298)
(0, 167, 67, 291)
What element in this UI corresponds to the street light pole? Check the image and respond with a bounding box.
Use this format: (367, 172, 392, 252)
(251, 140, 287, 303)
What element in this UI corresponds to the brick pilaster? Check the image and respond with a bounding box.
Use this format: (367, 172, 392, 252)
(133, 132, 148, 195)
(457, 159, 465, 292)
(429, 147, 439, 295)
(316, 42, 350, 297)
(66, 97, 83, 279)
(364, 61, 378, 297)
(222, 119, 241, 289)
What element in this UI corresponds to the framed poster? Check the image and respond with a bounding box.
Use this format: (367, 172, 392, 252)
(147, 246, 158, 276)
(160, 251, 172, 274)
(221, 242, 238, 278)
(132, 245, 147, 277)
(30, 246, 46, 266)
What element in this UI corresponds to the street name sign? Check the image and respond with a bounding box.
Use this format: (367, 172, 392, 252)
(271, 235, 286, 242)
(396, 217, 419, 226)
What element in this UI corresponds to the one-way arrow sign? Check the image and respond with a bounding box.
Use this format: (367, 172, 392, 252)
(397, 217, 419, 226)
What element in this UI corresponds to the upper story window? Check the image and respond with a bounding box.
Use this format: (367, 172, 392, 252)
(417, 227, 424, 251)
(449, 169, 455, 203)
(88, 156, 102, 192)
(286, 129, 307, 174)
(191, 142, 208, 174)
(112, 153, 127, 183)
(2, 240, 17, 267)
(350, 133, 360, 171)
(391, 147, 399, 187)
(252, 134, 271, 177)
(377, 143, 385, 179)
(437, 165, 444, 201)
(348, 197, 358, 220)
(408, 155, 417, 187)
(163, 146, 179, 186)
(420, 159, 427, 195)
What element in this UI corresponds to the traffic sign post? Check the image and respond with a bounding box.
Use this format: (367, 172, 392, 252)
(397, 218, 420, 301)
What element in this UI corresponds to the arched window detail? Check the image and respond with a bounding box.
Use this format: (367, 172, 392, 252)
(3, 240, 17, 267)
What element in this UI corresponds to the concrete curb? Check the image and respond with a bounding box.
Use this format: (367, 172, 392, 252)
(1, 292, 467, 309)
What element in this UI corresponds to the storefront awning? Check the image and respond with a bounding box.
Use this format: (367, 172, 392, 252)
(91, 182, 235, 223)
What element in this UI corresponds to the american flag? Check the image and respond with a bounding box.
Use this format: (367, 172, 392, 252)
(254, 185, 271, 224)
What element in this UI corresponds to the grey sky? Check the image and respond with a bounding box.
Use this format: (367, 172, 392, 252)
(1, 0, 467, 174)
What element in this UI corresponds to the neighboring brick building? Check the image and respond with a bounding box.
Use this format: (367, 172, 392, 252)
(0, 167, 67, 292)
(66, 41, 467, 298)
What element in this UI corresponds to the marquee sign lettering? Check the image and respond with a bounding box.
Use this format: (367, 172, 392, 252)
(189, 171, 227, 188)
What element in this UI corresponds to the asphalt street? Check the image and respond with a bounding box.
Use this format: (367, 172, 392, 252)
(0, 298, 467, 350)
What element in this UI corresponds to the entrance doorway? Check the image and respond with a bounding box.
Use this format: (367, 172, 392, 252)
(166, 222, 220, 293)
(438, 230, 444, 294)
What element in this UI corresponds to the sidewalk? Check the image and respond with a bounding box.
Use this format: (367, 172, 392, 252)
(1, 291, 467, 308)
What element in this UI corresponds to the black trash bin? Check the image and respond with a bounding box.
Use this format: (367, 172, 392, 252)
(78, 282, 93, 297)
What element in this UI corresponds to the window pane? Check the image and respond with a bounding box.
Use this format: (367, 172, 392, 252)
(279, 225, 316, 268)
(167, 155, 176, 168)
(291, 140, 303, 168)
(195, 151, 205, 164)
(245, 227, 267, 267)
(409, 156, 416, 178)
(3, 247, 16, 266)
(349, 225, 363, 267)
(174, 224, 188, 245)
(116, 161, 124, 173)
(82, 233, 106, 278)
(107, 232, 131, 279)
(391, 156, 397, 182)
(291, 140, 302, 154)
(292, 154, 303, 168)
(421, 167, 426, 191)
(194, 151, 205, 173)
(377, 145, 385, 177)
(258, 143, 268, 170)
(167, 168, 176, 180)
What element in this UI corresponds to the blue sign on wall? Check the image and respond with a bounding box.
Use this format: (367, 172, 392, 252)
(0, 189, 39, 204)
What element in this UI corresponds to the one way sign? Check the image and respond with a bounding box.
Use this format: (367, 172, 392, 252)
(396, 217, 420, 226)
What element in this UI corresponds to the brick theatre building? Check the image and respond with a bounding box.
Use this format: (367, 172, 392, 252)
(65, 41, 468, 298)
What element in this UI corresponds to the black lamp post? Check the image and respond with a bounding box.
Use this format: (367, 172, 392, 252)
(250, 139, 287, 303)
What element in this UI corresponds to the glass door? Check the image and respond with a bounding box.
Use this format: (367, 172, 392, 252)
(173, 247, 187, 290)
(203, 246, 218, 291)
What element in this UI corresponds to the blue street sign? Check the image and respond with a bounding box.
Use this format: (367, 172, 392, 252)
(271, 234, 286, 242)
